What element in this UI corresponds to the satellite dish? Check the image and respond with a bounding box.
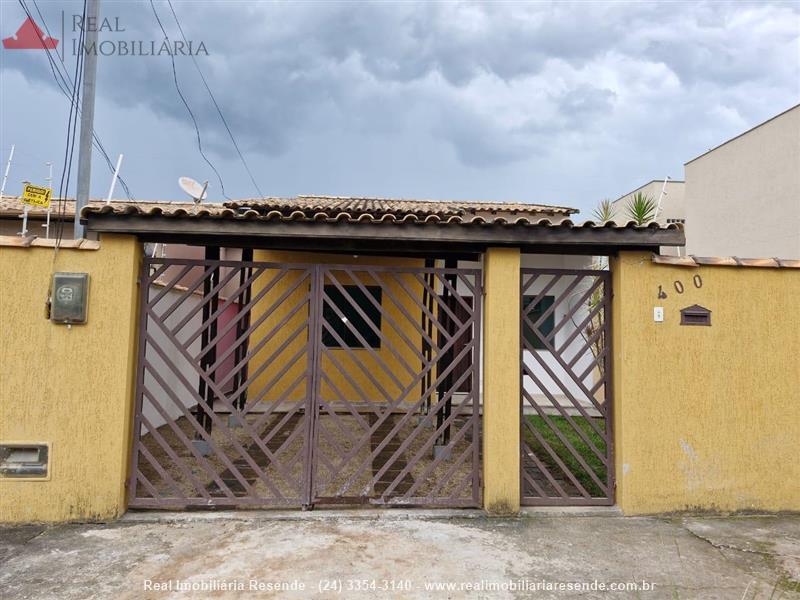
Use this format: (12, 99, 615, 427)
(178, 176, 208, 203)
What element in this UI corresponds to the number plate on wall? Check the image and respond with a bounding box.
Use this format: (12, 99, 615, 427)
(51, 272, 89, 324)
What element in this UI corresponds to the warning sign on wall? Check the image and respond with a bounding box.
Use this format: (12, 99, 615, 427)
(21, 183, 51, 208)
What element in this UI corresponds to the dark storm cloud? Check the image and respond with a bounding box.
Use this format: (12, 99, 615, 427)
(0, 0, 798, 208)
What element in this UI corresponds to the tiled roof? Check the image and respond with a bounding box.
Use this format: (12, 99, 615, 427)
(225, 195, 578, 216)
(2, 195, 684, 233)
(0, 197, 195, 217)
(78, 194, 582, 225)
(77, 195, 682, 230)
(652, 254, 800, 269)
(1, 195, 576, 218)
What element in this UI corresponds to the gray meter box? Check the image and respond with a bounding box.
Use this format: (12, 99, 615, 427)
(51, 272, 89, 324)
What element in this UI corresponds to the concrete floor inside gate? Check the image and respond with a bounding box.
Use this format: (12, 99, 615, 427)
(136, 411, 478, 505)
(1, 512, 799, 599)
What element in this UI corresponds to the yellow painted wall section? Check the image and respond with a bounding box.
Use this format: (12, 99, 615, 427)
(0, 234, 140, 523)
(612, 251, 800, 514)
(249, 251, 424, 407)
(482, 247, 521, 515)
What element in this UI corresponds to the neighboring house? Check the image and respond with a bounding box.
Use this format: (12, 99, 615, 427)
(611, 179, 686, 256)
(0, 198, 196, 239)
(613, 103, 800, 259)
(611, 179, 686, 227)
(0, 197, 71, 238)
(684, 104, 800, 259)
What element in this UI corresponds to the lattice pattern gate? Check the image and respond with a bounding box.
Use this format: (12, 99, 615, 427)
(129, 255, 482, 509)
(520, 268, 614, 506)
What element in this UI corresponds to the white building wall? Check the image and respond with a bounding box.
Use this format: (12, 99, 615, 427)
(684, 104, 800, 259)
(140, 287, 202, 431)
(520, 254, 602, 415)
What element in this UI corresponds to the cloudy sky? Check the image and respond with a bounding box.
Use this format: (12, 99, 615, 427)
(1, 1, 798, 216)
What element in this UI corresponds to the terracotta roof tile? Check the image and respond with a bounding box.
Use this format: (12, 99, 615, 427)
(2, 196, 684, 232)
(77, 196, 682, 231)
(0, 197, 196, 217)
(652, 254, 800, 268)
(226, 195, 578, 217)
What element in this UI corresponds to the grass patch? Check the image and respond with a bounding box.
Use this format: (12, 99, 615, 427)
(523, 415, 607, 496)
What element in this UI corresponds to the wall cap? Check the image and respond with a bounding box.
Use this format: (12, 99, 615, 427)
(652, 253, 800, 269)
(0, 235, 100, 250)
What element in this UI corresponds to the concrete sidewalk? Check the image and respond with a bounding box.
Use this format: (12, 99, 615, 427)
(1, 512, 798, 599)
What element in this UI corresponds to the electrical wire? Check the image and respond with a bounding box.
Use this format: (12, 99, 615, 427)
(54, 1, 86, 249)
(28, 0, 134, 201)
(149, 0, 230, 200)
(166, 0, 265, 199)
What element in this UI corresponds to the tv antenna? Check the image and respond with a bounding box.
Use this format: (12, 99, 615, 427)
(178, 176, 208, 213)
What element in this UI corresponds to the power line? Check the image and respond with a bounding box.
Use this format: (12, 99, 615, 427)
(19, 0, 133, 201)
(15, 0, 82, 245)
(149, 0, 230, 200)
(54, 0, 85, 248)
(28, 0, 134, 201)
(166, 0, 265, 199)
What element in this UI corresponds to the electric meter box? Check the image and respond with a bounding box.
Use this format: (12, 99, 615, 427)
(51, 272, 89, 324)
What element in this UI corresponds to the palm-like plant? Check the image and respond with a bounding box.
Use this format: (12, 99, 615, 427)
(592, 198, 615, 223)
(625, 192, 657, 225)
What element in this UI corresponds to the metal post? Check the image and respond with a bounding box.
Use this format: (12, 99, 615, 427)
(105, 153, 123, 204)
(435, 257, 458, 457)
(19, 205, 29, 237)
(73, 0, 100, 239)
(193, 246, 220, 456)
(44, 162, 53, 238)
(0, 145, 14, 200)
(654, 176, 670, 222)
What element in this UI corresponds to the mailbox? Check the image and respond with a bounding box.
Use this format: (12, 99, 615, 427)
(51, 272, 89, 324)
(680, 304, 712, 326)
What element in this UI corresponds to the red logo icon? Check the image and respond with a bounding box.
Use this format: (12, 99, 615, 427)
(3, 16, 59, 50)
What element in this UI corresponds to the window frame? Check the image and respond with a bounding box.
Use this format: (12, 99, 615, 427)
(522, 294, 555, 351)
(321, 285, 382, 349)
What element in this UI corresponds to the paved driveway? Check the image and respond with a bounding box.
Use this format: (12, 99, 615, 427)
(1, 511, 799, 599)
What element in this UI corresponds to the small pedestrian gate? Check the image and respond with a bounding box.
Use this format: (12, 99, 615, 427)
(129, 255, 482, 509)
(520, 267, 614, 505)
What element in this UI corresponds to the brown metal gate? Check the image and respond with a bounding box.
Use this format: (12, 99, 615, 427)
(129, 254, 482, 509)
(520, 267, 614, 506)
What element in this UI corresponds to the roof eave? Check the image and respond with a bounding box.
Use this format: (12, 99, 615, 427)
(84, 213, 685, 253)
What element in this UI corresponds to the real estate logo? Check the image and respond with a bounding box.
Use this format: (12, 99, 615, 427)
(3, 12, 207, 57)
(2, 16, 58, 50)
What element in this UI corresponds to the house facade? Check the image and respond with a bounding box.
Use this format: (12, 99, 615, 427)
(611, 179, 686, 227)
(611, 179, 686, 257)
(3, 194, 799, 523)
(1, 195, 692, 519)
(613, 104, 800, 260)
(684, 104, 800, 259)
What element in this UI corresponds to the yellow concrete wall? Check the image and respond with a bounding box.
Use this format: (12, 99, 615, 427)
(249, 251, 424, 407)
(482, 247, 521, 515)
(612, 251, 800, 514)
(0, 234, 140, 523)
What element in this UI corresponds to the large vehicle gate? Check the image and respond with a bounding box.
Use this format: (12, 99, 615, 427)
(128, 255, 482, 509)
(520, 267, 614, 506)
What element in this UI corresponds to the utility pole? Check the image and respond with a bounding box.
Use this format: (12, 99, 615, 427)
(73, 0, 100, 239)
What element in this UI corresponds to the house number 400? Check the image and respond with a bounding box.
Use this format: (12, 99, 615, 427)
(658, 275, 702, 299)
